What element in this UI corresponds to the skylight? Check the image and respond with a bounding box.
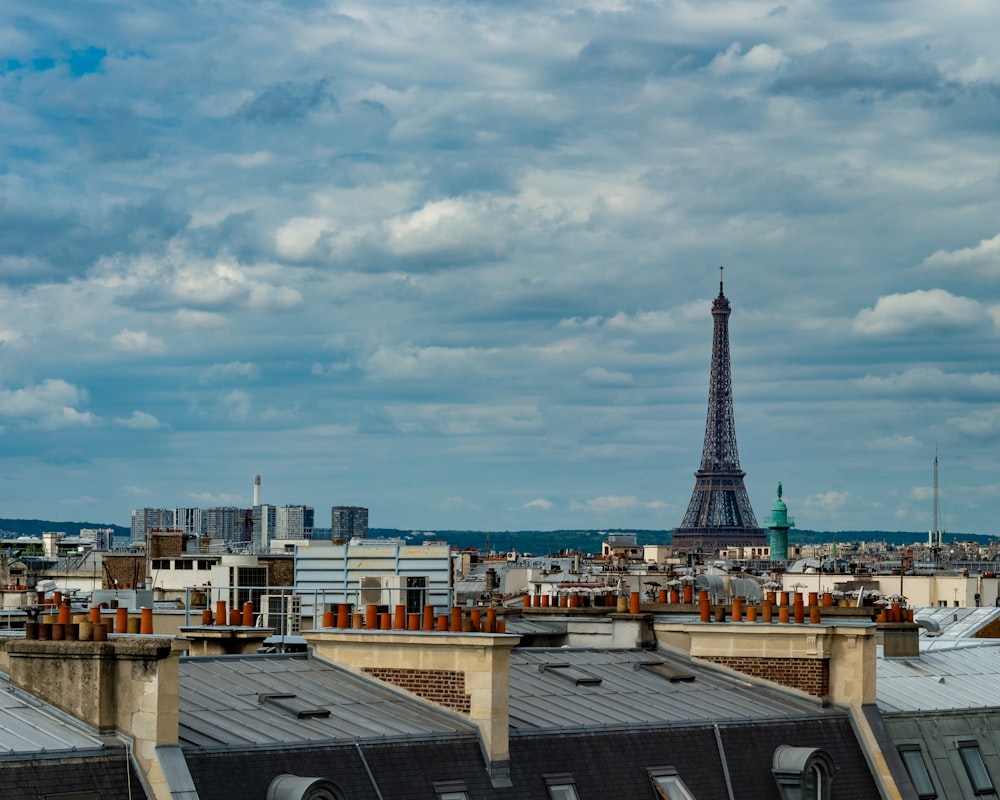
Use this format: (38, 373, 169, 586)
(537, 664, 602, 686)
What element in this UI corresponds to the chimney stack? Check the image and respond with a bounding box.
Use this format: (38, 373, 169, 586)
(253, 474, 261, 507)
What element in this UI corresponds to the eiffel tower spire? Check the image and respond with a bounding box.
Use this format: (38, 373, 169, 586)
(673, 269, 765, 555)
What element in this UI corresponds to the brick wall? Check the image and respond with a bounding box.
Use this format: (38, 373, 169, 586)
(974, 618, 1000, 639)
(102, 555, 146, 589)
(702, 656, 829, 697)
(261, 557, 294, 588)
(363, 667, 471, 713)
(150, 533, 183, 558)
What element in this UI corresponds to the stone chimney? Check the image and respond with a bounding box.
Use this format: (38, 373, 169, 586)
(4, 638, 190, 800)
(305, 629, 518, 787)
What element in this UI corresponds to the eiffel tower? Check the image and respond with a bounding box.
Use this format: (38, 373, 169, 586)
(673, 269, 765, 555)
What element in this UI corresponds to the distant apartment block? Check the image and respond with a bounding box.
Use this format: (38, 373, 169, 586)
(252, 504, 277, 550)
(130, 508, 173, 544)
(331, 506, 368, 541)
(79, 527, 116, 550)
(203, 507, 247, 542)
(173, 507, 204, 538)
(275, 505, 314, 540)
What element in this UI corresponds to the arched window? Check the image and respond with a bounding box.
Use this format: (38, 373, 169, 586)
(772, 745, 836, 800)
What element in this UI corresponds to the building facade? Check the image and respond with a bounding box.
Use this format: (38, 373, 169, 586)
(331, 506, 368, 540)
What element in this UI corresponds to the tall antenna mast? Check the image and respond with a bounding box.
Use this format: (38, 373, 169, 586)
(929, 447, 943, 554)
(933, 448, 939, 535)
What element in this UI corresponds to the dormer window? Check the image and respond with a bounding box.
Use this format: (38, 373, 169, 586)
(772, 745, 836, 800)
(544, 773, 580, 800)
(648, 766, 697, 799)
(958, 741, 997, 796)
(433, 779, 469, 800)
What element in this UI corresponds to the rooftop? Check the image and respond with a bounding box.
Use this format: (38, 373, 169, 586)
(178, 652, 479, 750)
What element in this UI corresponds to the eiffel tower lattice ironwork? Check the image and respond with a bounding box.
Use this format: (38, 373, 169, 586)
(673, 269, 765, 555)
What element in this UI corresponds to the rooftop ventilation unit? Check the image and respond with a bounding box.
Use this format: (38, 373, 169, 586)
(262, 594, 302, 635)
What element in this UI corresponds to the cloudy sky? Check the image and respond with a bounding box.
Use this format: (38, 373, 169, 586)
(2, 1, 999, 535)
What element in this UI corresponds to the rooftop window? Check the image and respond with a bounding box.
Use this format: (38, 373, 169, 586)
(433, 779, 469, 800)
(537, 663, 602, 686)
(898, 745, 937, 799)
(648, 766, 697, 800)
(544, 773, 580, 800)
(959, 741, 997, 796)
(635, 660, 696, 683)
(772, 745, 835, 800)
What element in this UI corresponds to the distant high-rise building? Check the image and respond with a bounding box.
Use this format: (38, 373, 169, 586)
(131, 508, 173, 544)
(203, 507, 244, 541)
(173, 508, 204, 539)
(331, 506, 368, 541)
(674, 271, 766, 555)
(275, 505, 314, 540)
(80, 527, 115, 550)
(252, 504, 277, 550)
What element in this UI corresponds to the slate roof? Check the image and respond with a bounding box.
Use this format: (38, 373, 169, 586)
(0, 672, 125, 757)
(508, 647, 839, 731)
(0, 673, 146, 799)
(178, 652, 479, 749)
(186, 715, 881, 800)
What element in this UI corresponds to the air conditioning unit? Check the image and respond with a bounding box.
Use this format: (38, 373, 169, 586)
(262, 594, 302, 635)
(380, 575, 405, 606)
(359, 576, 382, 607)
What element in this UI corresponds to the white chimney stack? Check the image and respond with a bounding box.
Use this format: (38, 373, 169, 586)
(253, 474, 261, 506)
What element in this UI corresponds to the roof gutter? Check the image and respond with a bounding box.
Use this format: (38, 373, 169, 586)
(355, 742, 385, 800)
(713, 723, 735, 800)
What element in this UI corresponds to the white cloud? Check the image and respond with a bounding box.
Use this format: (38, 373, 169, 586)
(188, 492, 244, 505)
(0, 380, 95, 429)
(116, 411, 164, 429)
(852, 289, 988, 335)
(174, 309, 227, 329)
(364, 343, 492, 381)
(383, 197, 507, 260)
(867, 434, 920, 451)
(709, 42, 787, 75)
(222, 390, 252, 421)
(921, 232, 1000, 275)
(800, 491, 850, 513)
(58, 494, 97, 505)
(948, 407, 1000, 438)
(112, 329, 166, 354)
(583, 366, 634, 386)
(275, 216, 330, 261)
(524, 498, 552, 510)
(856, 367, 1000, 398)
(570, 495, 638, 513)
(200, 361, 262, 384)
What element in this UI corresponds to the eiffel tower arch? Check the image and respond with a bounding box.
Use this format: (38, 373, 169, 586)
(673, 270, 766, 556)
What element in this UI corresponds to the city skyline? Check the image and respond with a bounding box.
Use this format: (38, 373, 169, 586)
(2, 3, 1000, 533)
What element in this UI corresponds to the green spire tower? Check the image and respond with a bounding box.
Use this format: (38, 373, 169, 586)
(764, 482, 794, 561)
